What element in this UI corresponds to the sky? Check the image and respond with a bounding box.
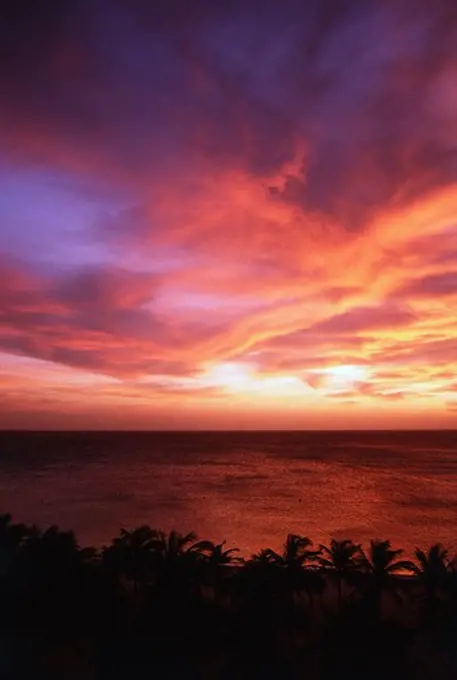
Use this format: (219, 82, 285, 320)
(1, 0, 457, 430)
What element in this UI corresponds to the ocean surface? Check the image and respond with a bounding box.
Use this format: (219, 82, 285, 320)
(1, 430, 457, 557)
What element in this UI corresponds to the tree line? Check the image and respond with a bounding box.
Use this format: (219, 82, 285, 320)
(1, 512, 457, 678)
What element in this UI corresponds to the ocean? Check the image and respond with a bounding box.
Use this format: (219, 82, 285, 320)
(1, 430, 457, 557)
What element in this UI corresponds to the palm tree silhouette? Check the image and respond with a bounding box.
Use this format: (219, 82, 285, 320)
(414, 543, 450, 579)
(190, 539, 241, 567)
(0, 514, 31, 549)
(0, 514, 35, 625)
(24, 524, 88, 578)
(252, 534, 321, 610)
(148, 530, 200, 600)
(152, 529, 197, 564)
(20, 524, 98, 632)
(359, 539, 415, 620)
(259, 534, 318, 568)
(0, 513, 32, 576)
(318, 539, 363, 614)
(103, 525, 158, 595)
(189, 540, 241, 602)
(412, 543, 451, 621)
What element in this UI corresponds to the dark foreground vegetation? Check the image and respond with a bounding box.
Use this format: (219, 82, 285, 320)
(2, 514, 457, 678)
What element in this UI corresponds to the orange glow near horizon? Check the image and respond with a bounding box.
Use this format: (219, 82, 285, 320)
(1, 173, 457, 430)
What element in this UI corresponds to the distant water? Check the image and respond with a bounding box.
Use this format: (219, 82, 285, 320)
(1, 430, 457, 556)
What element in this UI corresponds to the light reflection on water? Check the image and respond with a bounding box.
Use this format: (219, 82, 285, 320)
(1, 430, 456, 557)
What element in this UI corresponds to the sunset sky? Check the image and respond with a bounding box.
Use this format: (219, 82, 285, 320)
(1, 0, 456, 430)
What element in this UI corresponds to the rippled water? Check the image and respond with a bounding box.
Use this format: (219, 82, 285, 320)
(1, 430, 457, 556)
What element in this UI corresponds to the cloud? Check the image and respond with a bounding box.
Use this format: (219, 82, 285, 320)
(308, 305, 418, 335)
(1, 0, 457, 427)
(394, 272, 457, 298)
(0, 258, 181, 377)
(2, 1, 456, 203)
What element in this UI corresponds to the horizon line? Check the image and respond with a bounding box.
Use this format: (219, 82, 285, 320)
(2, 428, 456, 434)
